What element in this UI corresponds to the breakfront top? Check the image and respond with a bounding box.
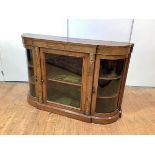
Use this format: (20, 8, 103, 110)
(22, 33, 132, 46)
(22, 33, 133, 55)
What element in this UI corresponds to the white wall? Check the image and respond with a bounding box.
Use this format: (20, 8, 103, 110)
(0, 19, 67, 81)
(0, 17, 155, 87)
(0, 0, 67, 81)
(127, 20, 155, 87)
(69, 19, 155, 87)
(68, 19, 133, 42)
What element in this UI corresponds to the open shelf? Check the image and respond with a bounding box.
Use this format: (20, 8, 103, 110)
(46, 64, 82, 86)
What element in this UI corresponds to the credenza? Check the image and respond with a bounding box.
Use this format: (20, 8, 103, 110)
(22, 33, 134, 124)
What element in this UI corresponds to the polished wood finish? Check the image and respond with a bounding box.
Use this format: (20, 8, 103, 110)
(0, 82, 155, 134)
(22, 33, 133, 46)
(28, 95, 91, 123)
(40, 48, 89, 114)
(22, 33, 134, 124)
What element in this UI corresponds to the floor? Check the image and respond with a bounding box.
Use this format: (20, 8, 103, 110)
(0, 82, 155, 135)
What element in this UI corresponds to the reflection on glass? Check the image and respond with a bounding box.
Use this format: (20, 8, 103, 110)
(96, 96, 118, 113)
(47, 82, 81, 108)
(29, 83, 36, 97)
(97, 79, 121, 97)
(99, 59, 124, 78)
(95, 59, 125, 113)
(26, 49, 33, 65)
(45, 53, 83, 108)
(28, 67, 34, 84)
(26, 48, 36, 97)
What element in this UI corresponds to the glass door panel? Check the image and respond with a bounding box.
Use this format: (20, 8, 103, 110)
(97, 79, 121, 97)
(95, 59, 125, 113)
(47, 81, 81, 108)
(26, 48, 36, 97)
(27, 49, 33, 66)
(99, 59, 124, 78)
(29, 84, 36, 97)
(28, 67, 35, 84)
(45, 53, 83, 108)
(96, 96, 118, 113)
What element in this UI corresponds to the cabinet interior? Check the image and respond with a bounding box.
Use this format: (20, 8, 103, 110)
(45, 53, 83, 108)
(95, 59, 125, 113)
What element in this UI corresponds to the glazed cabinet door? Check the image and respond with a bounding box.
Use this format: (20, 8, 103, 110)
(25, 47, 37, 98)
(25, 46, 42, 101)
(40, 48, 88, 114)
(91, 55, 127, 116)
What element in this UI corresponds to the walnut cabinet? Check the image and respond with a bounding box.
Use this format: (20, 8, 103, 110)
(22, 33, 134, 124)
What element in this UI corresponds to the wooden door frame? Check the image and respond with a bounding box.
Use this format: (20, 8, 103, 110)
(40, 48, 89, 114)
(25, 45, 39, 101)
(91, 54, 128, 116)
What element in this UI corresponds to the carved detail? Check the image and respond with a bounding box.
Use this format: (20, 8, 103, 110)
(90, 53, 95, 64)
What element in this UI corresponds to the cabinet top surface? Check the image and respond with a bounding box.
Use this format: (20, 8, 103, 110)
(22, 33, 133, 47)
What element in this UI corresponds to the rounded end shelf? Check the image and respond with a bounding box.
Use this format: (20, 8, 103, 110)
(91, 110, 121, 124)
(99, 75, 121, 80)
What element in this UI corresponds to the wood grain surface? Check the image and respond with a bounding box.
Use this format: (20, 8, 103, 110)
(0, 82, 154, 135)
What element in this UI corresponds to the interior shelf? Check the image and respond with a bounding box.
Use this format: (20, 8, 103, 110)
(47, 81, 81, 108)
(99, 74, 121, 80)
(97, 94, 118, 99)
(47, 78, 81, 87)
(95, 96, 118, 113)
(46, 64, 82, 86)
(97, 79, 121, 97)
